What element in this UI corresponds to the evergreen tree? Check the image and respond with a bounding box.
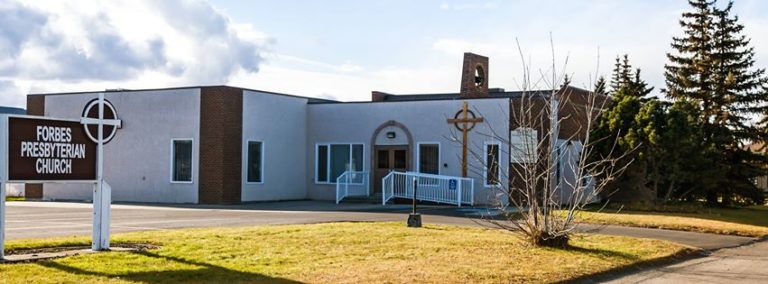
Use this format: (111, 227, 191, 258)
(629, 69, 655, 99)
(664, 0, 767, 205)
(609, 56, 623, 93)
(594, 76, 608, 95)
(561, 74, 572, 88)
(620, 55, 634, 85)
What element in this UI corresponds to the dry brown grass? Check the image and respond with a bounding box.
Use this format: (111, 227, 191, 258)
(572, 209, 768, 238)
(0, 222, 688, 283)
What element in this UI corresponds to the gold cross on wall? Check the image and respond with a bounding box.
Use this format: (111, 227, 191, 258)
(447, 101, 484, 177)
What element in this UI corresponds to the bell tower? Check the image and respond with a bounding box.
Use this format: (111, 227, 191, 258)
(460, 52, 489, 98)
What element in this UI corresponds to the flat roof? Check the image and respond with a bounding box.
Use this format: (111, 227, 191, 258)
(27, 85, 338, 103)
(308, 89, 555, 104)
(28, 85, 584, 105)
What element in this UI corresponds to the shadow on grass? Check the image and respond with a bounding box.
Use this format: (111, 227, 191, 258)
(38, 250, 303, 283)
(554, 244, 642, 262)
(555, 248, 702, 284)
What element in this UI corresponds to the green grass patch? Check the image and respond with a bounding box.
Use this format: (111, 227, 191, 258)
(5, 196, 25, 202)
(571, 205, 768, 238)
(0, 222, 689, 283)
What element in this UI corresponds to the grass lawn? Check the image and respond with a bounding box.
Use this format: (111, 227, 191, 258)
(5, 197, 25, 201)
(572, 206, 768, 238)
(0, 222, 689, 283)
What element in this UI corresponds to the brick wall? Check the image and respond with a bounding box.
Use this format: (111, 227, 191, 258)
(198, 87, 243, 204)
(24, 95, 45, 199)
(460, 53, 490, 98)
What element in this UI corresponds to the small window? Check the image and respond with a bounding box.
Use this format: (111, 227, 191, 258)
(377, 150, 389, 169)
(418, 144, 439, 174)
(317, 145, 328, 182)
(510, 128, 538, 163)
(316, 143, 364, 183)
(393, 150, 406, 169)
(172, 139, 193, 182)
(485, 143, 500, 186)
(330, 144, 351, 181)
(247, 141, 263, 183)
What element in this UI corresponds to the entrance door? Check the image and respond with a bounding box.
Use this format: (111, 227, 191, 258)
(373, 145, 408, 193)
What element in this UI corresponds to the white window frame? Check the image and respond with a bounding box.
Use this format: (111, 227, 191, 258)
(314, 142, 365, 184)
(416, 142, 441, 175)
(170, 138, 194, 184)
(484, 141, 502, 187)
(245, 140, 265, 184)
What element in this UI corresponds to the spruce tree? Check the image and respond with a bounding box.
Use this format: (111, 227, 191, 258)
(664, 0, 767, 205)
(594, 76, 607, 95)
(561, 74, 572, 88)
(609, 56, 623, 93)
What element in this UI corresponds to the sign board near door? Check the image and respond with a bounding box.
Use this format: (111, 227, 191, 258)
(7, 116, 97, 181)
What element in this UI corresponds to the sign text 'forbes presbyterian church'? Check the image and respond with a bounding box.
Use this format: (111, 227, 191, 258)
(8, 117, 97, 181)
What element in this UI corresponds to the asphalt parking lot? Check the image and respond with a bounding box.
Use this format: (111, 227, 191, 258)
(4, 201, 482, 240)
(2, 200, 754, 251)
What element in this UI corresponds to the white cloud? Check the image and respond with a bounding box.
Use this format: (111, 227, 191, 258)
(439, 2, 497, 11)
(0, 0, 270, 107)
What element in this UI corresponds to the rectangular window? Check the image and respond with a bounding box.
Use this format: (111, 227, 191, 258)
(317, 145, 328, 182)
(418, 143, 440, 174)
(246, 141, 263, 183)
(316, 143, 364, 183)
(172, 139, 193, 183)
(330, 144, 350, 181)
(510, 128, 538, 163)
(485, 143, 500, 186)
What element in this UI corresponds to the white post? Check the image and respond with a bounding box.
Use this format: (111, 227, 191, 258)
(0, 182, 5, 260)
(92, 93, 110, 251)
(381, 176, 387, 205)
(457, 180, 462, 207)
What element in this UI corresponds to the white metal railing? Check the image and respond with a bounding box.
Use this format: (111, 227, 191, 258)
(382, 171, 474, 206)
(335, 171, 370, 204)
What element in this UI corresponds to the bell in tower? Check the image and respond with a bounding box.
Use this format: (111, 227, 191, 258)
(460, 52, 489, 98)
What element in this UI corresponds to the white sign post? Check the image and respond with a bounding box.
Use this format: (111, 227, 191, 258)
(81, 93, 122, 251)
(0, 182, 5, 260)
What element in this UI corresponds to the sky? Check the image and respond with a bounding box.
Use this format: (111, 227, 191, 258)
(1, 0, 767, 108)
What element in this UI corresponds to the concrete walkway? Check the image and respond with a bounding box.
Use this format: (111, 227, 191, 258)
(604, 239, 768, 283)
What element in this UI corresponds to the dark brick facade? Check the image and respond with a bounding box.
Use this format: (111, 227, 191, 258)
(198, 86, 243, 204)
(507, 86, 609, 201)
(25, 95, 45, 199)
(460, 52, 489, 98)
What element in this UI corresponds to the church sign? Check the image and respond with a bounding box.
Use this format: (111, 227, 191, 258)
(7, 116, 97, 181)
(1, 93, 122, 260)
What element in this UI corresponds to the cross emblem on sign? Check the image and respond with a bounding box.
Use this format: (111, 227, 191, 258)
(79, 93, 121, 251)
(80, 96, 122, 144)
(447, 101, 484, 177)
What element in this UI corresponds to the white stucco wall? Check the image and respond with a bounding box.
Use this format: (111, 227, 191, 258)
(39, 88, 201, 203)
(306, 98, 511, 205)
(240, 90, 308, 201)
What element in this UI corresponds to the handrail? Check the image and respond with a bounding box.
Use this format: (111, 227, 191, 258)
(382, 171, 474, 206)
(335, 171, 370, 204)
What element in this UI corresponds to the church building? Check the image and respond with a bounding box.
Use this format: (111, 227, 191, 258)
(21, 53, 597, 205)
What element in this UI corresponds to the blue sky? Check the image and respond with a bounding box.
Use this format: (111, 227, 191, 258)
(1, 0, 766, 107)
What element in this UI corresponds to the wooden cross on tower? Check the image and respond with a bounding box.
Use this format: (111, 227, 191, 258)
(447, 101, 484, 177)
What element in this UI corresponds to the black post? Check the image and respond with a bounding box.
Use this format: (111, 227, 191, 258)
(407, 176, 422, 227)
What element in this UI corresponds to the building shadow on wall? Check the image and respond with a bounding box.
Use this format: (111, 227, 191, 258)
(38, 250, 303, 283)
